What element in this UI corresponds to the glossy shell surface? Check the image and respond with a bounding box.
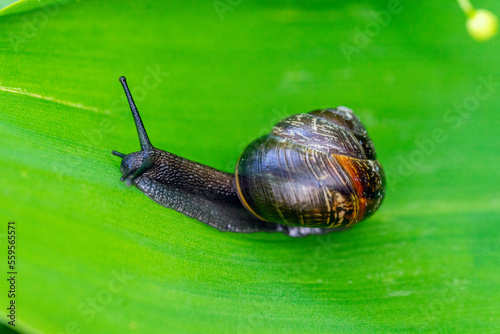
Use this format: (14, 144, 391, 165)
(235, 107, 385, 228)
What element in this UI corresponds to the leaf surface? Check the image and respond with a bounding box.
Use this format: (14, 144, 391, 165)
(0, 1, 499, 333)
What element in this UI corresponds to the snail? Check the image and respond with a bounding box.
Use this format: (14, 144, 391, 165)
(112, 77, 385, 237)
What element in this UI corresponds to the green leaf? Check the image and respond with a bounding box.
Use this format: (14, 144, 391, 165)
(0, 0, 74, 17)
(1, 0, 499, 333)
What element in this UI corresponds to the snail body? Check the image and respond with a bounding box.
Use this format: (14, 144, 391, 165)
(113, 77, 385, 237)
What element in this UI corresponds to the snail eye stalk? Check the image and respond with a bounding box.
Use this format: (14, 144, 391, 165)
(119, 76, 154, 152)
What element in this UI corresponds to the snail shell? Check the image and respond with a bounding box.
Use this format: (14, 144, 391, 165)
(236, 107, 385, 229)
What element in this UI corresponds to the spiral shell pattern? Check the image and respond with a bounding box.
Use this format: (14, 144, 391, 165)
(235, 107, 385, 228)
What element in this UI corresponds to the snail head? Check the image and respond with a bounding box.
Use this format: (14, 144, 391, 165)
(112, 76, 155, 186)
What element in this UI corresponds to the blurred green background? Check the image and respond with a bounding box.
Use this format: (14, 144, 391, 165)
(0, 0, 499, 333)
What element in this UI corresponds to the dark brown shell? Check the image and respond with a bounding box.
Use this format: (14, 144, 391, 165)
(235, 107, 385, 228)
